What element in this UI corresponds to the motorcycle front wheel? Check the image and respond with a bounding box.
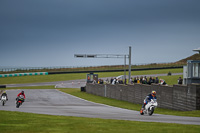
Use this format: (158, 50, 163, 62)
(16, 102, 20, 108)
(148, 107, 154, 116)
(2, 101, 5, 106)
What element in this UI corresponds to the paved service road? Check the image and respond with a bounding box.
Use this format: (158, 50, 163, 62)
(6, 79, 87, 88)
(1, 89, 200, 125)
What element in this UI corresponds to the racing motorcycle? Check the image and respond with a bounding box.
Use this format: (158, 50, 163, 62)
(1, 96, 7, 106)
(16, 95, 25, 108)
(140, 99, 158, 116)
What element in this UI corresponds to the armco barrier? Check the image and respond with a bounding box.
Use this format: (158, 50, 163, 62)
(0, 85, 6, 88)
(0, 72, 48, 78)
(86, 83, 200, 111)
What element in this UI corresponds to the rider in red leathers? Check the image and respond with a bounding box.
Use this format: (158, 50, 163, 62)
(16, 91, 26, 103)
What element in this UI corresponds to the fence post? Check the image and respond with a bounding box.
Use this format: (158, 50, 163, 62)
(104, 84, 107, 97)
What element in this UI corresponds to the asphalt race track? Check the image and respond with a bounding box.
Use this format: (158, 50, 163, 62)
(1, 89, 200, 125)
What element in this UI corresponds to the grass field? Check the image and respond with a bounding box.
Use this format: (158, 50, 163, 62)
(0, 110, 200, 133)
(0, 62, 185, 74)
(0, 68, 183, 85)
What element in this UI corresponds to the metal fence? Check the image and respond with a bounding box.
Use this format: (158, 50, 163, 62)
(0, 62, 185, 74)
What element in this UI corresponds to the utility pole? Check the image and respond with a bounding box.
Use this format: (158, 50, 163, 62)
(129, 46, 132, 83)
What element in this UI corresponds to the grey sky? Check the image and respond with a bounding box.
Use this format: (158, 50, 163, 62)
(0, 0, 200, 67)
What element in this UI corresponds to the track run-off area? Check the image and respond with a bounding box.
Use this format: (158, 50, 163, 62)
(0, 89, 200, 125)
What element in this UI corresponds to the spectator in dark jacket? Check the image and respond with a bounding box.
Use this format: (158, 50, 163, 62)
(178, 77, 183, 84)
(110, 78, 114, 84)
(148, 77, 153, 85)
(152, 77, 155, 83)
(142, 77, 147, 84)
(155, 76, 159, 84)
(133, 77, 137, 83)
(140, 76, 143, 84)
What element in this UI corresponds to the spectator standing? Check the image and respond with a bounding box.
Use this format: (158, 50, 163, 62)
(92, 79, 96, 84)
(116, 78, 119, 84)
(152, 77, 155, 83)
(160, 79, 167, 85)
(105, 78, 109, 84)
(100, 79, 104, 84)
(137, 77, 140, 84)
(110, 78, 114, 84)
(133, 77, 137, 83)
(148, 76, 153, 85)
(119, 79, 123, 84)
(124, 78, 126, 85)
(140, 76, 143, 84)
(155, 77, 159, 84)
(142, 77, 147, 84)
(112, 78, 116, 84)
(178, 77, 183, 84)
(130, 77, 133, 84)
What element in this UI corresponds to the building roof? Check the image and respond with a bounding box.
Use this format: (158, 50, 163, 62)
(193, 48, 200, 54)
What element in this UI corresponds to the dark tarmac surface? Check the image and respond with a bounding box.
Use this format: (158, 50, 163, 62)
(1, 89, 200, 125)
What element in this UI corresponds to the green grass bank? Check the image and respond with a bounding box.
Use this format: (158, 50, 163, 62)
(0, 110, 200, 133)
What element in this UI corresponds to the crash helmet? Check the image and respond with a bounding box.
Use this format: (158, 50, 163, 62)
(3, 91, 6, 93)
(151, 90, 156, 97)
(21, 91, 24, 94)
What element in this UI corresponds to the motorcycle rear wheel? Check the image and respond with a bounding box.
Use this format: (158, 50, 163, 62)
(140, 109, 144, 115)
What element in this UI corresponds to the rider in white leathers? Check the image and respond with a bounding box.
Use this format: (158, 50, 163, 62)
(0, 91, 8, 101)
(140, 91, 157, 114)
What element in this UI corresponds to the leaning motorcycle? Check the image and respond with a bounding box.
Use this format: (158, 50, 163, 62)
(1, 96, 7, 106)
(16, 95, 24, 108)
(140, 99, 158, 116)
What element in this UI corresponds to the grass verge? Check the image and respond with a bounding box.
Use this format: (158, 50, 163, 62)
(0, 110, 200, 133)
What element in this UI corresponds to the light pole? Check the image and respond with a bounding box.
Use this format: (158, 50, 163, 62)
(129, 46, 132, 83)
(74, 47, 132, 83)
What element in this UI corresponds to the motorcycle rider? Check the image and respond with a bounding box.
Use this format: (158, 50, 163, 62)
(140, 90, 157, 114)
(16, 91, 26, 104)
(0, 91, 8, 100)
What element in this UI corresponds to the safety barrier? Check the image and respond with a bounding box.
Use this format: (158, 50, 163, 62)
(86, 83, 200, 111)
(0, 72, 48, 78)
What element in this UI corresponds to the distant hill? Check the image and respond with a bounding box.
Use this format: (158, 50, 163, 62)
(176, 54, 200, 64)
(1, 54, 200, 74)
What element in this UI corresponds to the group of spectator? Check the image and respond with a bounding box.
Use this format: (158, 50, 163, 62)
(109, 76, 166, 85)
(92, 79, 104, 84)
(110, 78, 125, 85)
(93, 77, 125, 85)
(92, 76, 183, 85)
(130, 76, 162, 85)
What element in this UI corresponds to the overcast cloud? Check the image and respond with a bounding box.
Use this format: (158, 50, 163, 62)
(0, 0, 199, 67)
